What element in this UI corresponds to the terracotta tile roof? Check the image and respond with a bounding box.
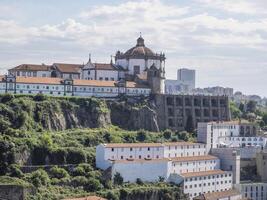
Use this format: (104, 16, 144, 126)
(74, 79, 116, 87)
(193, 189, 241, 200)
(103, 142, 203, 148)
(16, 76, 62, 85)
(53, 63, 82, 73)
(164, 142, 205, 146)
(171, 155, 218, 162)
(94, 63, 117, 71)
(104, 143, 164, 148)
(112, 158, 171, 164)
(63, 196, 106, 200)
(9, 64, 51, 71)
(181, 170, 227, 178)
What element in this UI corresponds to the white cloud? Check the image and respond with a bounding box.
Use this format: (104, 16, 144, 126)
(0, 0, 267, 96)
(195, 0, 267, 15)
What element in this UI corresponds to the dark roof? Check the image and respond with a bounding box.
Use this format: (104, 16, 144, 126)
(87, 63, 126, 71)
(53, 63, 83, 74)
(193, 189, 241, 200)
(116, 37, 165, 60)
(9, 64, 51, 71)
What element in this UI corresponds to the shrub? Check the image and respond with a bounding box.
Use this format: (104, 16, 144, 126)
(28, 169, 50, 187)
(71, 176, 88, 187)
(163, 129, 172, 139)
(33, 94, 47, 101)
(1, 93, 14, 103)
(136, 178, 143, 185)
(72, 164, 93, 176)
(50, 166, 69, 179)
(66, 149, 86, 164)
(105, 191, 119, 200)
(49, 148, 67, 165)
(136, 130, 147, 142)
(8, 165, 23, 178)
(84, 177, 102, 192)
(113, 172, 123, 185)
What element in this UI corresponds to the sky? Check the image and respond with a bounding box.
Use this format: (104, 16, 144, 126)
(0, 0, 267, 97)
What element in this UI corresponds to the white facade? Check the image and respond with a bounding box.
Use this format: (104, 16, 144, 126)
(95, 142, 238, 200)
(182, 170, 233, 199)
(14, 70, 51, 78)
(197, 121, 263, 153)
(237, 182, 267, 200)
(0, 76, 151, 98)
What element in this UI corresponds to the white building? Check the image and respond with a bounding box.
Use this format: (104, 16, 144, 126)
(0, 75, 151, 98)
(237, 182, 267, 200)
(9, 64, 52, 78)
(96, 142, 238, 200)
(197, 121, 263, 152)
(115, 36, 165, 77)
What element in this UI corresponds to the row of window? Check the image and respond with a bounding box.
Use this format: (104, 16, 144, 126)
(173, 160, 217, 167)
(185, 180, 231, 189)
(185, 173, 231, 182)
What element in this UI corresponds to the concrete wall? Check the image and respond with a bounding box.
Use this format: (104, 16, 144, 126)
(0, 185, 33, 200)
(211, 148, 240, 185)
(155, 94, 230, 131)
(111, 159, 171, 183)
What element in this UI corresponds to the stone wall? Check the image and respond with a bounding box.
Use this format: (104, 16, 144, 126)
(154, 94, 231, 131)
(0, 185, 33, 200)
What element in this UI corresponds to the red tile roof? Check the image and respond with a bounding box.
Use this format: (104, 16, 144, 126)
(171, 155, 218, 162)
(193, 189, 241, 200)
(181, 170, 227, 178)
(16, 76, 62, 85)
(103, 142, 203, 148)
(9, 64, 51, 71)
(53, 63, 82, 73)
(74, 79, 116, 87)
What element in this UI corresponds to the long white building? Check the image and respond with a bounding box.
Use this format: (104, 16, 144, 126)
(96, 142, 239, 200)
(197, 121, 265, 152)
(0, 75, 151, 98)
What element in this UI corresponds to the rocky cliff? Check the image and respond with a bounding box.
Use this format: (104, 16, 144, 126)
(0, 94, 160, 133)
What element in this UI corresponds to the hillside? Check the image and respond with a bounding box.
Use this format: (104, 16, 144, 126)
(0, 94, 159, 133)
(0, 94, 192, 200)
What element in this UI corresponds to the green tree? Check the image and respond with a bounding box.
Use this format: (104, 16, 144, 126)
(185, 115, 194, 133)
(113, 172, 123, 185)
(28, 169, 50, 187)
(163, 129, 172, 139)
(136, 130, 147, 142)
(246, 101, 257, 113)
(262, 113, 267, 125)
(85, 178, 102, 192)
(230, 102, 242, 119)
(50, 166, 69, 179)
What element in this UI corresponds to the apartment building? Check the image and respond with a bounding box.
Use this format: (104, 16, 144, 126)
(96, 142, 238, 200)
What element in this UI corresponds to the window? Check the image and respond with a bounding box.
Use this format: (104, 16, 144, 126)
(111, 148, 114, 152)
(99, 77, 103, 80)
(111, 78, 115, 81)
(105, 77, 109, 81)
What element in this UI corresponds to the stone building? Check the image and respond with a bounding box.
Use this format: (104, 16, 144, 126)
(154, 94, 230, 131)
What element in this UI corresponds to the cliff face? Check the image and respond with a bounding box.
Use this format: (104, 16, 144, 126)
(0, 94, 159, 132)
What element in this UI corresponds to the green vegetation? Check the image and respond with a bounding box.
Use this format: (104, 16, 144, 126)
(0, 93, 190, 199)
(230, 100, 267, 131)
(0, 126, 189, 199)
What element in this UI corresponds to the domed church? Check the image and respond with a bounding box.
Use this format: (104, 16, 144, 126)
(115, 35, 166, 78)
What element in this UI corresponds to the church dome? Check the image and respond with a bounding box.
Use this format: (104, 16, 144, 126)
(123, 36, 155, 57)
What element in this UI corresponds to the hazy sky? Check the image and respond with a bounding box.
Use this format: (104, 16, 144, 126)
(0, 0, 267, 97)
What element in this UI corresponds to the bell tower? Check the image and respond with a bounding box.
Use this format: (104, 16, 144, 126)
(147, 63, 165, 94)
